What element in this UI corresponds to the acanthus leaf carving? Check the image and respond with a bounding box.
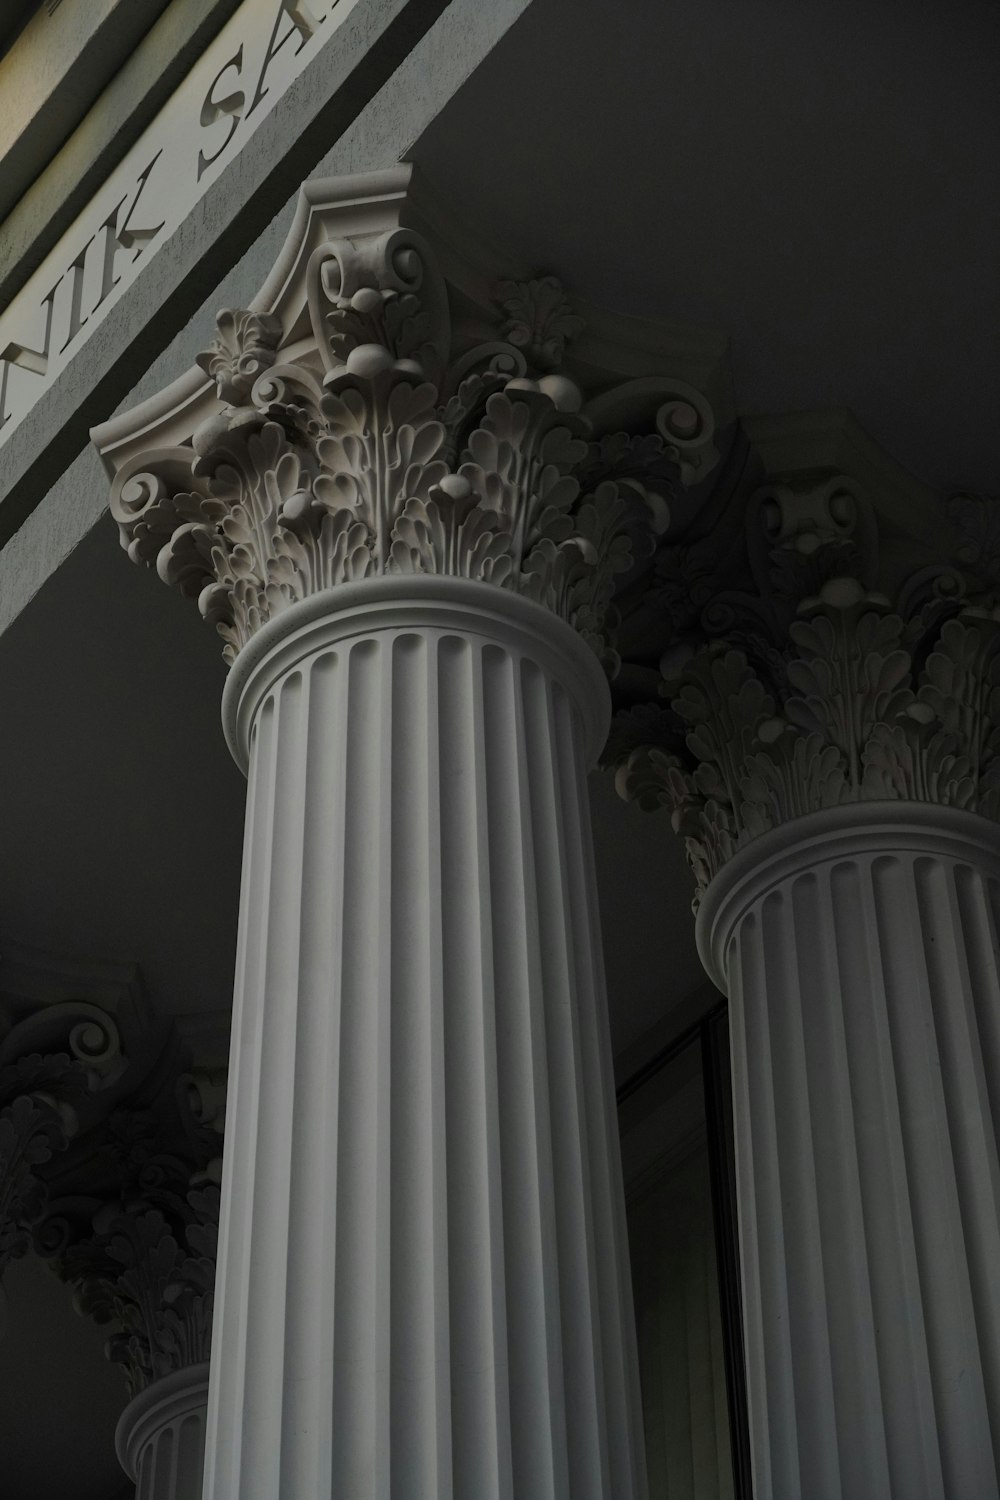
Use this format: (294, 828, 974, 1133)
(0, 1057, 88, 1276)
(494, 275, 585, 372)
(40, 1093, 223, 1398)
(195, 309, 282, 406)
(607, 498, 1000, 906)
(0, 950, 166, 1283)
(107, 220, 720, 673)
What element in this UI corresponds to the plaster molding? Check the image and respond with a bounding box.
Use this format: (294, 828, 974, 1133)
(197, 572, 648, 1495)
(401, 166, 734, 409)
(92, 165, 722, 675)
(0, 1054, 84, 1280)
(179, 1068, 227, 1142)
(706, 798, 1000, 1495)
(605, 411, 1000, 902)
(38, 1095, 222, 1398)
(115, 1360, 210, 1489)
(693, 800, 1000, 992)
(220, 573, 612, 771)
(0, 943, 173, 1282)
(0, 944, 223, 1392)
(740, 407, 944, 547)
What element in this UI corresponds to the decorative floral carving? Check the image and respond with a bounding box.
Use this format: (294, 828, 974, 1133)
(607, 552, 1000, 906)
(0, 1053, 86, 1276)
(41, 1106, 222, 1397)
(110, 239, 711, 672)
(494, 276, 585, 372)
(0, 977, 144, 1282)
(195, 310, 283, 405)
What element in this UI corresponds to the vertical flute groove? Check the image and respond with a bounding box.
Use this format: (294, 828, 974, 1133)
(873, 854, 973, 1495)
(953, 866, 1000, 1473)
(723, 831, 1000, 1500)
(483, 643, 562, 1500)
(208, 693, 281, 1499)
(242, 671, 309, 1493)
(280, 651, 344, 1498)
(522, 659, 605, 1499)
(439, 634, 512, 1500)
(780, 878, 840, 1499)
(117, 1373, 210, 1500)
(555, 683, 644, 1498)
(811, 863, 891, 1495)
(204, 606, 643, 1500)
(332, 638, 387, 1499)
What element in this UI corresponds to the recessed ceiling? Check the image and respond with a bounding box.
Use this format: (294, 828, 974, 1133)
(414, 0, 1000, 493)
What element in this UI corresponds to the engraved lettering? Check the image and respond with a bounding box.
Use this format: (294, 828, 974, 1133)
(0, 0, 355, 448)
(0, 279, 63, 428)
(94, 151, 166, 313)
(197, 46, 245, 182)
(247, 0, 323, 117)
(60, 234, 96, 353)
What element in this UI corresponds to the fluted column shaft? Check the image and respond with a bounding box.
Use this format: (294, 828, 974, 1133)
(698, 805, 1000, 1500)
(117, 1365, 210, 1500)
(203, 577, 646, 1500)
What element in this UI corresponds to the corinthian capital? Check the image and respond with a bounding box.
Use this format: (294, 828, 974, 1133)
(93, 167, 722, 673)
(605, 414, 1000, 903)
(39, 1096, 222, 1398)
(0, 943, 170, 1285)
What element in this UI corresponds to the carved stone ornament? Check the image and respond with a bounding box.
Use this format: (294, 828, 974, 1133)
(0, 1054, 86, 1278)
(37, 1074, 225, 1397)
(605, 453, 1000, 904)
(92, 167, 721, 674)
(0, 943, 171, 1283)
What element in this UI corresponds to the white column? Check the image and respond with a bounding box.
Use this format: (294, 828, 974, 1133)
(697, 803, 1000, 1500)
(116, 1365, 210, 1500)
(203, 575, 646, 1500)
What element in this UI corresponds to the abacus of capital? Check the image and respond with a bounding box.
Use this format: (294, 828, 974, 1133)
(88, 160, 1000, 1500)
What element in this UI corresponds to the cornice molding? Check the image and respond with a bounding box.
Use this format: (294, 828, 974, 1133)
(91, 165, 724, 675)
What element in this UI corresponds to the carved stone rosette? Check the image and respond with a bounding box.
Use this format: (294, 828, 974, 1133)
(607, 473, 1000, 904)
(101, 188, 718, 674)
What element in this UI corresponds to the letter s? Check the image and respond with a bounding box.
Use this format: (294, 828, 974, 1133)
(197, 46, 245, 182)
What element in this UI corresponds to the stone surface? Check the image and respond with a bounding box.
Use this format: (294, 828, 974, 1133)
(696, 804, 1000, 1500)
(0, 0, 172, 229)
(116, 1361, 210, 1500)
(0, 0, 536, 639)
(204, 577, 647, 1497)
(607, 433, 1000, 906)
(0, 0, 245, 309)
(0, 0, 461, 544)
(94, 165, 718, 678)
(0, 942, 174, 1284)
